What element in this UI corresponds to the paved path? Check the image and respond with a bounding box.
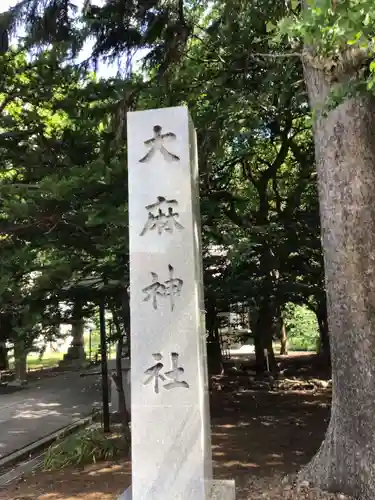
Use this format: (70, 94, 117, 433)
(0, 371, 101, 460)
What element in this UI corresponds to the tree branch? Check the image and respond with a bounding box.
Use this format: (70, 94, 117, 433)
(251, 51, 301, 59)
(241, 160, 259, 187)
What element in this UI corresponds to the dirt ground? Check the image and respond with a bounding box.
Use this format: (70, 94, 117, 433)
(1, 355, 349, 500)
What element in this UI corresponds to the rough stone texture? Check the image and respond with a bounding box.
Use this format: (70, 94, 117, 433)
(59, 312, 86, 368)
(209, 480, 236, 499)
(59, 345, 86, 365)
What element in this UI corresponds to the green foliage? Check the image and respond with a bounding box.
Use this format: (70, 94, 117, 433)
(42, 426, 129, 470)
(278, 0, 375, 91)
(284, 303, 319, 351)
(0, 46, 130, 349)
(0, 0, 326, 365)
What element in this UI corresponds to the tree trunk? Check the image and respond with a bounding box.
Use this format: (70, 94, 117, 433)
(121, 289, 131, 357)
(300, 49, 375, 497)
(206, 299, 223, 375)
(207, 331, 223, 375)
(254, 301, 278, 375)
(279, 319, 288, 356)
(14, 339, 27, 384)
(0, 342, 8, 370)
(0, 315, 11, 371)
(112, 335, 131, 441)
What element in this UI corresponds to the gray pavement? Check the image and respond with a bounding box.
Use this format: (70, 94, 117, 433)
(0, 371, 101, 460)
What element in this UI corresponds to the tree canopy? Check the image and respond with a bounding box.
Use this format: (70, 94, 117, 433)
(0, 0, 324, 360)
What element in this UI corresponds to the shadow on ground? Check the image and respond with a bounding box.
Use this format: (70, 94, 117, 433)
(0, 373, 102, 460)
(2, 355, 332, 500)
(211, 374, 331, 498)
(0, 386, 22, 395)
(0, 462, 131, 500)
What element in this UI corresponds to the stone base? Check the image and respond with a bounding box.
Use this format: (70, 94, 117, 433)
(118, 485, 131, 500)
(118, 480, 235, 499)
(59, 358, 86, 368)
(210, 480, 236, 499)
(8, 379, 28, 388)
(59, 345, 86, 368)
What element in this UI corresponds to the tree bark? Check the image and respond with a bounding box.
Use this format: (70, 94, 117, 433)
(206, 299, 223, 375)
(316, 296, 330, 362)
(254, 300, 278, 375)
(112, 335, 131, 441)
(120, 289, 131, 357)
(279, 319, 288, 356)
(111, 306, 131, 442)
(0, 342, 8, 370)
(300, 50, 375, 498)
(14, 338, 27, 383)
(0, 315, 12, 370)
(207, 333, 223, 375)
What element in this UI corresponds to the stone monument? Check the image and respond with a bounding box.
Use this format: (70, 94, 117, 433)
(121, 106, 235, 499)
(59, 303, 86, 368)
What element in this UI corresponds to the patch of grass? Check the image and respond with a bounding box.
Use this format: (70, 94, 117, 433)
(288, 336, 318, 351)
(6, 333, 120, 374)
(7, 351, 64, 371)
(27, 351, 64, 370)
(43, 425, 129, 471)
(284, 303, 319, 352)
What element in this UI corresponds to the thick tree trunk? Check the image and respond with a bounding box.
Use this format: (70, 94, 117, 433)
(14, 339, 27, 383)
(207, 333, 223, 375)
(300, 51, 375, 498)
(254, 301, 278, 375)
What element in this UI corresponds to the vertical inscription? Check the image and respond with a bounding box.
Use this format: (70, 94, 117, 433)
(142, 265, 183, 311)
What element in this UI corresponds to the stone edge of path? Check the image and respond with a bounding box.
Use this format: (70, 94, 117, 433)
(0, 410, 100, 485)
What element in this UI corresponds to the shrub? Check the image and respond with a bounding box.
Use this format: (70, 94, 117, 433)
(42, 425, 129, 471)
(284, 303, 319, 351)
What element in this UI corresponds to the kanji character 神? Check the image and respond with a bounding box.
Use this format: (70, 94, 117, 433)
(142, 265, 183, 311)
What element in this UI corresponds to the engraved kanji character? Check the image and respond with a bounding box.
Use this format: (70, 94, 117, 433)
(139, 125, 180, 163)
(140, 196, 184, 236)
(164, 352, 189, 390)
(143, 353, 166, 394)
(142, 272, 166, 310)
(164, 265, 183, 311)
